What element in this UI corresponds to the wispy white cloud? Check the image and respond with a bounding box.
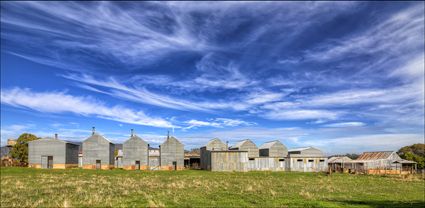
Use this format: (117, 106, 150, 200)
(0, 88, 175, 128)
(183, 118, 255, 129)
(322, 122, 365, 128)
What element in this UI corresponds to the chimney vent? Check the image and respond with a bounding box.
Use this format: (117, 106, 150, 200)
(92, 127, 95, 135)
(131, 129, 134, 137)
(54, 133, 58, 139)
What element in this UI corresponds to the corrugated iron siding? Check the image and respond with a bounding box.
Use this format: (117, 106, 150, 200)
(210, 151, 249, 172)
(122, 136, 148, 166)
(248, 158, 286, 171)
(29, 139, 79, 167)
(160, 137, 184, 168)
(82, 134, 115, 166)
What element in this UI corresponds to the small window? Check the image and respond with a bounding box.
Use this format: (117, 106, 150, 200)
(319, 159, 325, 162)
(279, 159, 285, 162)
(297, 159, 303, 162)
(249, 158, 255, 161)
(308, 159, 314, 162)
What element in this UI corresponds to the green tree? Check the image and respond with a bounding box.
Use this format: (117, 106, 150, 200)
(397, 143, 425, 169)
(10, 133, 39, 166)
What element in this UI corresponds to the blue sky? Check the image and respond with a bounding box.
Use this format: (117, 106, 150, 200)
(1, 1, 424, 154)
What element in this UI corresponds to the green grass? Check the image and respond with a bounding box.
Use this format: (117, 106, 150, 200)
(1, 167, 424, 207)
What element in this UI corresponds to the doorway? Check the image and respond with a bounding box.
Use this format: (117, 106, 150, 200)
(41, 156, 53, 169)
(96, 160, 101, 169)
(135, 161, 140, 170)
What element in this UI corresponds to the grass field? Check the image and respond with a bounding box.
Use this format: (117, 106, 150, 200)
(1, 167, 424, 207)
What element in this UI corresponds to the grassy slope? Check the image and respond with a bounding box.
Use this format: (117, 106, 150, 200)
(0, 167, 424, 207)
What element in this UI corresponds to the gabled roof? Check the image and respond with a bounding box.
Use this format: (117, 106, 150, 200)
(356, 151, 393, 160)
(230, 139, 254, 149)
(124, 134, 147, 144)
(288, 147, 312, 152)
(205, 138, 224, 147)
(162, 136, 183, 145)
(259, 140, 281, 149)
(328, 156, 352, 163)
(84, 133, 113, 144)
(30, 137, 79, 146)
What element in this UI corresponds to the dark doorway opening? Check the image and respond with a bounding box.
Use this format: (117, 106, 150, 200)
(172, 161, 177, 170)
(135, 161, 140, 170)
(96, 160, 101, 169)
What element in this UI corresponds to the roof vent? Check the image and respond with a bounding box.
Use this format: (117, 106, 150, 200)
(92, 127, 95, 135)
(131, 129, 134, 137)
(54, 133, 58, 139)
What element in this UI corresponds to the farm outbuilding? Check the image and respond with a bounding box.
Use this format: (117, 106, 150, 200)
(122, 130, 148, 170)
(200, 138, 228, 170)
(160, 136, 184, 170)
(229, 139, 259, 158)
(328, 156, 353, 173)
(200, 138, 249, 171)
(287, 147, 327, 172)
(82, 128, 115, 170)
(28, 134, 79, 169)
(258, 140, 288, 158)
(352, 151, 417, 174)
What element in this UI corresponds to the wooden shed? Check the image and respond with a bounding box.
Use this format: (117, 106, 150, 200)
(229, 139, 259, 159)
(160, 136, 184, 170)
(28, 134, 79, 169)
(82, 128, 115, 170)
(287, 147, 327, 172)
(122, 129, 148, 170)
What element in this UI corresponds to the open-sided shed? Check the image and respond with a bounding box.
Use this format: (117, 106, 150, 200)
(28, 134, 79, 169)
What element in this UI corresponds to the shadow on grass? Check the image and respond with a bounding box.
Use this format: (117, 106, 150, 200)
(332, 200, 425, 208)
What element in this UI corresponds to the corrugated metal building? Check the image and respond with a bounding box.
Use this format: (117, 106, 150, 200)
(82, 128, 115, 170)
(200, 138, 249, 172)
(248, 140, 288, 171)
(259, 140, 288, 158)
(200, 138, 227, 170)
(229, 139, 259, 158)
(160, 136, 184, 170)
(287, 147, 327, 172)
(122, 130, 148, 170)
(352, 151, 417, 174)
(28, 134, 79, 169)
